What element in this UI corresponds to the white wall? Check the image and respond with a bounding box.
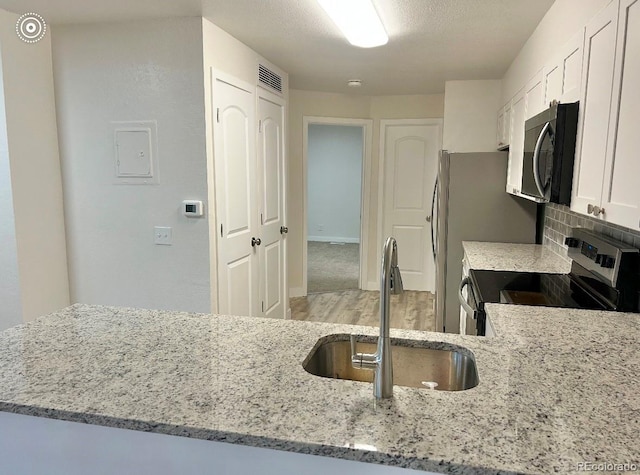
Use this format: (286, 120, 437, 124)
(0, 56, 22, 330)
(307, 124, 363, 243)
(442, 80, 502, 153)
(0, 8, 70, 325)
(501, 0, 610, 103)
(52, 18, 210, 313)
(288, 90, 444, 293)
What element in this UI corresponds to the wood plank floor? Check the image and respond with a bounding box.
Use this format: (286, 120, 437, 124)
(290, 290, 435, 332)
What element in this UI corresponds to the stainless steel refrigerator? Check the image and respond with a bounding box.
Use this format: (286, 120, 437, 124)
(433, 151, 537, 333)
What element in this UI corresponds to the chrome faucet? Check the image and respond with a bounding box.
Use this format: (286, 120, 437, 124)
(350, 237, 403, 399)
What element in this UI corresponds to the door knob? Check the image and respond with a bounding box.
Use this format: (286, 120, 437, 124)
(593, 206, 605, 217)
(251, 237, 262, 247)
(280, 226, 288, 234)
(587, 204, 594, 214)
(425, 216, 431, 223)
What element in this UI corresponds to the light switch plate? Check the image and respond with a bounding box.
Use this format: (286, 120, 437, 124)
(154, 226, 172, 245)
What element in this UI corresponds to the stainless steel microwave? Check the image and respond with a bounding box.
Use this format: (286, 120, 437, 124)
(521, 102, 579, 205)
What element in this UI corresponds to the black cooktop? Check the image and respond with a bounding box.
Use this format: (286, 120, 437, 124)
(468, 268, 611, 311)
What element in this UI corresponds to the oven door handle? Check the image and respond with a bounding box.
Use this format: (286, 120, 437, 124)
(458, 277, 475, 319)
(532, 121, 552, 197)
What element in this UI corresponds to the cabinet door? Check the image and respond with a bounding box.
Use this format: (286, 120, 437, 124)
(560, 30, 585, 103)
(503, 103, 512, 148)
(525, 70, 545, 119)
(497, 108, 505, 149)
(601, 0, 640, 230)
(506, 89, 526, 195)
(571, 1, 619, 217)
(543, 30, 584, 106)
(543, 62, 563, 106)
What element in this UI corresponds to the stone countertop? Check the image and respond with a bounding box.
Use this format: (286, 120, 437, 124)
(0, 304, 639, 474)
(462, 242, 572, 274)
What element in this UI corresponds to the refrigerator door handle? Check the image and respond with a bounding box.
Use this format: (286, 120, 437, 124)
(458, 277, 475, 319)
(430, 177, 438, 261)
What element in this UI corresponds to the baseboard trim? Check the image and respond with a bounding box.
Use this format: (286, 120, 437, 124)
(364, 281, 378, 291)
(289, 287, 305, 298)
(308, 236, 360, 244)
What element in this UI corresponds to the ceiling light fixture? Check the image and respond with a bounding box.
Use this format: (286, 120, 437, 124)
(347, 80, 362, 87)
(317, 0, 388, 48)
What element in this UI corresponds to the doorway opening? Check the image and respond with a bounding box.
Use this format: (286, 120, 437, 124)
(302, 117, 373, 296)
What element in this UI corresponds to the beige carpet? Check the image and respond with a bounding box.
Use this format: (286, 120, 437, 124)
(307, 241, 359, 293)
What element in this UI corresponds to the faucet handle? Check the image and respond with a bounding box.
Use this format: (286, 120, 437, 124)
(350, 334, 357, 359)
(390, 266, 404, 295)
(350, 335, 377, 370)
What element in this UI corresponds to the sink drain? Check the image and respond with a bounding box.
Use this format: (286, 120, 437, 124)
(421, 381, 438, 390)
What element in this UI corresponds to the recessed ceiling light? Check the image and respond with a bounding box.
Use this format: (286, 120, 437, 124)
(317, 0, 388, 48)
(347, 80, 362, 87)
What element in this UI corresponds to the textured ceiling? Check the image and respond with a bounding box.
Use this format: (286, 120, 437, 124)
(0, 0, 555, 94)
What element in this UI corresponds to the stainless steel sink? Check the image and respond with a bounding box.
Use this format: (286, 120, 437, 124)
(303, 337, 479, 391)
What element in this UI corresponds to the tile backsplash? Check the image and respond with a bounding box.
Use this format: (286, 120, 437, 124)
(543, 203, 640, 262)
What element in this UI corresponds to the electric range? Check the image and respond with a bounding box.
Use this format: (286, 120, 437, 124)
(461, 228, 640, 336)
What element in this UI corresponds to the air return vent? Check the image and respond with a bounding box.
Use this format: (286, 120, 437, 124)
(258, 64, 283, 94)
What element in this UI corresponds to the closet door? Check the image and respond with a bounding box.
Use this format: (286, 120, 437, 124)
(257, 90, 287, 319)
(213, 73, 259, 317)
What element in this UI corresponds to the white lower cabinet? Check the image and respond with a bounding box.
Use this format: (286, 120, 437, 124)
(572, 0, 640, 231)
(0, 412, 421, 475)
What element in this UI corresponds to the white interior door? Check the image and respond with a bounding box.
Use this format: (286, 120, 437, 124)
(213, 74, 259, 317)
(257, 92, 286, 319)
(382, 121, 442, 292)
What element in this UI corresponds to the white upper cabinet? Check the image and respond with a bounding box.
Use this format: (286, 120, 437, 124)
(543, 30, 585, 105)
(497, 107, 505, 149)
(506, 88, 526, 195)
(524, 70, 545, 119)
(571, 0, 619, 218)
(601, 0, 640, 230)
(497, 101, 512, 150)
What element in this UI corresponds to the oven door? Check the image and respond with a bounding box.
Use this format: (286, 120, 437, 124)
(458, 277, 482, 335)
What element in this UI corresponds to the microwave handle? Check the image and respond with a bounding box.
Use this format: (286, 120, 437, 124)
(458, 277, 475, 319)
(532, 121, 552, 197)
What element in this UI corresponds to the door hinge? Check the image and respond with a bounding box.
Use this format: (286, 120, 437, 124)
(260, 213, 263, 225)
(258, 120, 262, 133)
(261, 301, 264, 313)
(220, 223, 223, 237)
(216, 108, 220, 123)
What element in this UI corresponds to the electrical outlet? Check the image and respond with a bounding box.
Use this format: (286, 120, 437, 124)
(154, 226, 172, 245)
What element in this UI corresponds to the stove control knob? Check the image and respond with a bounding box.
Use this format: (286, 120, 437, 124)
(565, 237, 581, 248)
(602, 256, 616, 269)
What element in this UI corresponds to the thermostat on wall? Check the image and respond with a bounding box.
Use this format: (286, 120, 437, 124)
(183, 200, 204, 217)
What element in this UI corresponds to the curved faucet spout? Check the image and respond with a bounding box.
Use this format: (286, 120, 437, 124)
(350, 237, 402, 399)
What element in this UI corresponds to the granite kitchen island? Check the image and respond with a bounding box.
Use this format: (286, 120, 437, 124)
(0, 303, 638, 474)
